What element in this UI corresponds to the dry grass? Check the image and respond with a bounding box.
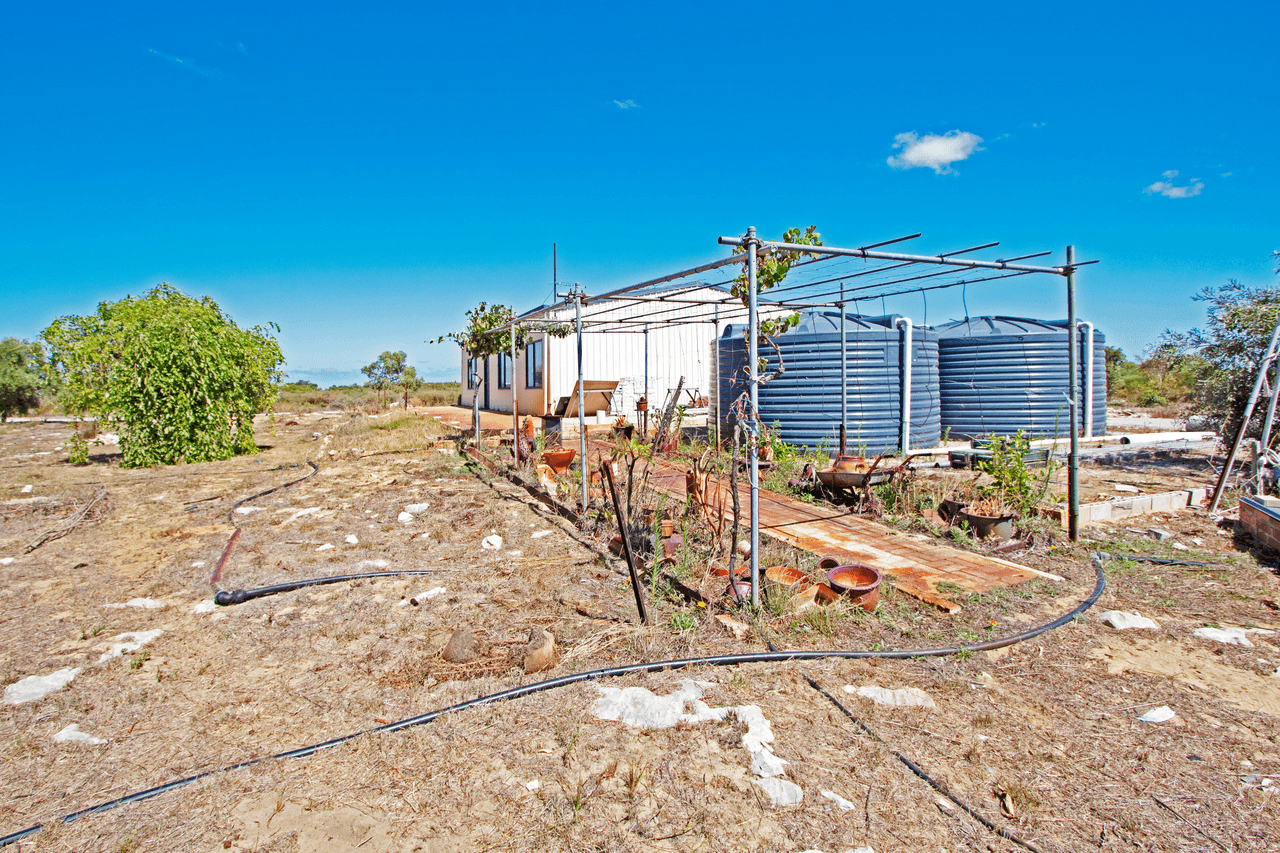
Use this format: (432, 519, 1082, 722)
(1, 415, 1278, 852)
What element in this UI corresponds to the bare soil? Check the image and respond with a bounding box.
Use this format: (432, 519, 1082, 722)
(1, 413, 1278, 853)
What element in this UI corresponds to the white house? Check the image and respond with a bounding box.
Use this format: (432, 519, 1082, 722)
(456, 281, 785, 422)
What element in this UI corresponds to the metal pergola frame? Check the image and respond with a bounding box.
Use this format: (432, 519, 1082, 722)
(482, 227, 1096, 608)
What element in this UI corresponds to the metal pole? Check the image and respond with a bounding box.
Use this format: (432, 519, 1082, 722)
(1066, 246, 1080, 541)
(1257, 361, 1280, 461)
(644, 324, 650, 438)
(746, 227, 761, 608)
(713, 304, 720, 447)
(511, 319, 519, 466)
(472, 357, 481, 448)
(576, 292, 588, 513)
(839, 291, 847, 457)
(1208, 315, 1280, 512)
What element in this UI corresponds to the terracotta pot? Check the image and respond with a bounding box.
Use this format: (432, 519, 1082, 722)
(765, 566, 808, 589)
(660, 519, 674, 538)
(816, 556, 842, 572)
(832, 455, 869, 473)
(826, 564, 882, 612)
(541, 448, 576, 474)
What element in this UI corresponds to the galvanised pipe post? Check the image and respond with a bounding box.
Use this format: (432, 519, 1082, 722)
(746, 227, 761, 608)
(839, 289, 847, 457)
(1066, 246, 1080, 541)
(511, 318, 519, 466)
(576, 291, 588, 515)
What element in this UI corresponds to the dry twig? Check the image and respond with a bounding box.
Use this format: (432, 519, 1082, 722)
(23, 489, 107, 553)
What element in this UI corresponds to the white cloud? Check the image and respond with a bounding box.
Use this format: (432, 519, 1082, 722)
(887, 130, 983, 174)
(1143, 170, 1204, 198)
(613, 99, 639, 110)
(148, 48, 222, 79)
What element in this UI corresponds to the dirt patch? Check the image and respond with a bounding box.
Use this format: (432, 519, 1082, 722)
(1090, 635, 1280, 716)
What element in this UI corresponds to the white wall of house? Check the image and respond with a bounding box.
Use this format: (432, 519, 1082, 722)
(454, 289, 786, 419)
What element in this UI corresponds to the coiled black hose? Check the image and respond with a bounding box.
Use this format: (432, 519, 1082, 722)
(214, 570, 446, 605)
(0, 557, 1105, 847)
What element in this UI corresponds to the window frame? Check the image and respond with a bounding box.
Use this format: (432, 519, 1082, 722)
(466, 357, 479, 390)
(497, 353, 511, 390)
(525, 339, 543, 389)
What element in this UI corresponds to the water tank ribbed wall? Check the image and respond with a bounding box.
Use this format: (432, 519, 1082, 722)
(934, 316, 1107, 440)
(714, 311, 940, 453)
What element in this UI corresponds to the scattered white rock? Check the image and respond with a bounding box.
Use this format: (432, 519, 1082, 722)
(1171, 542, 1189, 551)
(191, 600, 216, 614)
(191, 561, 206, 568)
(4, 667, 82, 704)
(98, 630, 163, 662)
(1138, 706, 1176, 723)
(404, 502, 431, 515)
(105, 598, 166, 610)
(345, 534, 359, 545)
(358, 559, 390, 570)
(20, 485, 33, 494)
(1192, 538, 1205, 546)
(316, 543, 334, 552)
(234, 506, 263, 515)
(1113, 484, 1140, 493)
(1194, 626, 1276, 648)
(96, 432, 119, 444)
(0, 557, 14, 565)
(1147, 528, 1173, 541)
(532, 530, 553, 539)
(754, 777, 803, 807)
(400, 587, 446, 606)
(821, 789, 857, 811)
(843, 848, 876, 853)
(848, 685, 935, 708)
(525, 780, 541, 791)
(282, 507, 321, 524)
(397, 511, 415, 524)
(1098, 610, 1160, 631)
(53, 723, 107, 745)
(596, 680, 786, 780)
(482, 534, 503, 551)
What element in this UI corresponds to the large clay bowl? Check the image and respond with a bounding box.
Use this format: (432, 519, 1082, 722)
(826, 564, 882, 612)
(765, 566, 809, 590)
(541, 448, 577, 474)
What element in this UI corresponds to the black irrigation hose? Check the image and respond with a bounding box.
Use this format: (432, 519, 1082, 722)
(1094, 551, 1217, 567)
(214, 570, 447, 605)
(806, 677, 1045, 853)
(226, 460, 319, 523)
(0, 557, 1106, 847)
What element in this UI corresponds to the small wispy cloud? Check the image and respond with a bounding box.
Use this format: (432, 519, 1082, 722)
(147, 48, 222, 79)
(887, 130, 983, 174)
(613, 99, 639, 110)
(1143, 169, 1204, 199)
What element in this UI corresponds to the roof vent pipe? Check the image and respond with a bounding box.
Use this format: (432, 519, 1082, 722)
(895, 317, 914, 454)
(1078, 321, 1095, 438)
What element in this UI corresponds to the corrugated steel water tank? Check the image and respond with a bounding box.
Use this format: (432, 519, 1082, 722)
(934, 316, 1107, 440)
(715, 311, 940, 453)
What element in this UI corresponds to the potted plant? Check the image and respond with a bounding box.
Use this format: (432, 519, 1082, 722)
(612, 416, 634, 441)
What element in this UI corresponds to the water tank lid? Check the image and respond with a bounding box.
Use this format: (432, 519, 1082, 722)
(933, 316, 1092, 338)
(720, 310, 902, 339)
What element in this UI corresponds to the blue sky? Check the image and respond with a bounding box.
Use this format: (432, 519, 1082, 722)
(3, 1, 1276, 385)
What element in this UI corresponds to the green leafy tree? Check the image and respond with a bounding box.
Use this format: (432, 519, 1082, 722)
(41, 284, 284, 467)
(398, 366, 422, 408)
(362, 350, 407, 406)
(0, 338, 45, 421)
(1160, 278, 1280, 440)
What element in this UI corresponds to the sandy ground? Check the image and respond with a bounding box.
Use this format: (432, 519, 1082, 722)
(1, 412, 1278, 853)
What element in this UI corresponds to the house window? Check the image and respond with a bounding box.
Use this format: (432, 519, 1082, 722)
(497, 354, 511, 389)
(466, 357, 478, 390)
(525, 339, 543, 389)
